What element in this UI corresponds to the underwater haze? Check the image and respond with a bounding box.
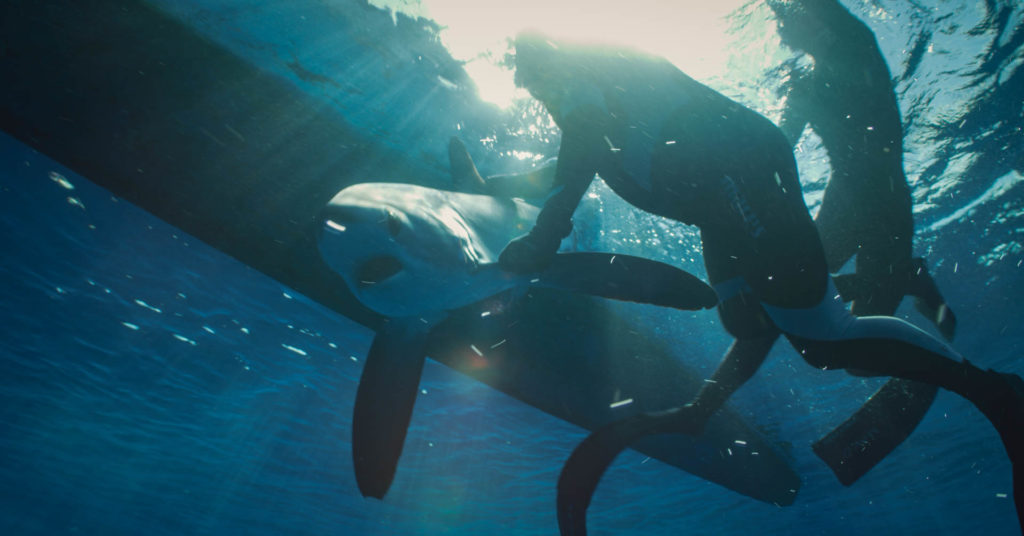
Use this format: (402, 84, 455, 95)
(2, 0, 1023, 535)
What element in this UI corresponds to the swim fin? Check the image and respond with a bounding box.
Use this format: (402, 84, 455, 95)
(813, 379, 938, 486)
(538, 252, 719, 311)
(557, 407, 701, 536)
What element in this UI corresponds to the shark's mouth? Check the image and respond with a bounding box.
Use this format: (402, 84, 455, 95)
(356, 255, 403, 288)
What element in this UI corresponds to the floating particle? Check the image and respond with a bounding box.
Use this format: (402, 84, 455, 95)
(282, 344, 307, 357)
(49, 171, 74, 190)
(609, 398, 634, 409)
(202, 326, 216, 334)
(173, 334, 197, 346)
(121, 322, 139, 331)
(133, 299, 162, 314)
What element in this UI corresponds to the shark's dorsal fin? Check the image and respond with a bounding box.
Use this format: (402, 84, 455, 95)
(535, 252, 718, 311)
(352, 318, 431, 499)
(448, 137, 488, 194)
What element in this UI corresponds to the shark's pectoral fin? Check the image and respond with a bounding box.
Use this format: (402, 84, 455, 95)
(537, 252, 718, 310)
(352, 319, 430, 499)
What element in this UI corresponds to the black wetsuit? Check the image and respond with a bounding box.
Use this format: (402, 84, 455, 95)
(775, 0, 917, 316)
(502, 35, 1020, 478)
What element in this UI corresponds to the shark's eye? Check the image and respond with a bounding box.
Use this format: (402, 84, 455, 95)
(386, 209, 402, 238)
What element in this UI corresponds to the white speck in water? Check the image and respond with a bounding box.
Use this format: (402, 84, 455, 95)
(734, 440, 747, 446)
(328, 342, 337, 349)
(470, 345, 483, 356)
(727, 448, 733, 456)
(954, 262, 959, 273)
(997, 493, 1008, 499)
(173, 334, 197, 346)
(283, 292, 293, 299)
(480, 311, 491, 317)
(609, 398, 634, 409)
(55, 287, 66, 294)
(421, 389, 428, 395)
(177, 292, 187, 299)
(121, 322, 139, 331)
(350, 356, 358, 362)
(282, 344, 307, 356)
(202, 326, 215, 334)
(49, 171, 74, 190)
(67, 197, 85, 209)
(133, 299, 162, 314)
(240, 327, 250, 334)
(641, 457, 651, 464)
(490, 339, 507, 349)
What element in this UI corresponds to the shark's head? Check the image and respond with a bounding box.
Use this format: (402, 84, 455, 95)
(317, 182, 533, 318)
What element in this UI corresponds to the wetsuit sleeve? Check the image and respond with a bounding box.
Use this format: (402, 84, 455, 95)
(531, 107, 608, 241)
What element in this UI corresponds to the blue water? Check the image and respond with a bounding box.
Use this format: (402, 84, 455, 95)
(2, 1, 1024, 534)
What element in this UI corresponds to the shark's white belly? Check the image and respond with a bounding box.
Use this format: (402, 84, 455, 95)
(317, 182, 553, 318)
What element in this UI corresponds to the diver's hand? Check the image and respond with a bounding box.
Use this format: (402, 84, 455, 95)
(499, 231, 561, 273)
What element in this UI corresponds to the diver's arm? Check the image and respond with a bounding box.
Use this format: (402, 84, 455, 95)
(499, 109, 606, 272)
(778, 71, 811, 148)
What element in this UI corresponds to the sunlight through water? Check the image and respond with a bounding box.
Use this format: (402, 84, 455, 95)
(370, 0, 754, 107)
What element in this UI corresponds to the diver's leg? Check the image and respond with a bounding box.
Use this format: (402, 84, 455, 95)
(908, 257, 957, 340)
(814, 178, 859, 274)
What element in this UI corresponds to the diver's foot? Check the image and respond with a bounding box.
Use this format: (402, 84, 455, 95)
(909, 258, 956, 340)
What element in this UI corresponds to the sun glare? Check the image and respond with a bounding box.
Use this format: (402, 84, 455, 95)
(387, 0, 752, 108)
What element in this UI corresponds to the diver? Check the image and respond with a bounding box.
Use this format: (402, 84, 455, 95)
(771, 0, 955, 337)
(493, 32, 1024, 535)
(767, 0, 959, 486)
